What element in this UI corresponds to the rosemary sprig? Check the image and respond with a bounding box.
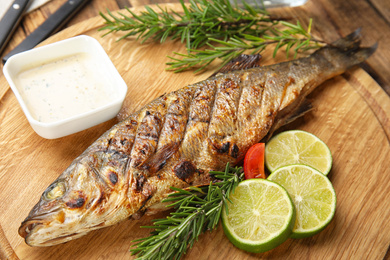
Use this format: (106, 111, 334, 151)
(99, 0, 271, 47)
(167, 20, 322, 72)
(131, 164, 244, 260)
(99, 0, 325, 72)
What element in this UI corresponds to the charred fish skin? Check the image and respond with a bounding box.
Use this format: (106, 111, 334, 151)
(19, 31, 376, 247)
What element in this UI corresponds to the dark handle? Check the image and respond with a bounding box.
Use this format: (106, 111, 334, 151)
(0, 0, 31, 55)
(2, 0, 90, 63)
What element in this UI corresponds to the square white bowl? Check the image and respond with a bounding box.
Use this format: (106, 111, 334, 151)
(3, 35, 127, 139)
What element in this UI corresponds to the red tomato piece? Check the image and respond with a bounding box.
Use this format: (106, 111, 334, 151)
(244, 143, 266, 179)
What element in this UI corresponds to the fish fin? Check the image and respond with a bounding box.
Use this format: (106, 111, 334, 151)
(210, 54, 262, 77)
(283, 98, 313, 126)
(140, 142, 180, 175)
(262, 99, 313, 142)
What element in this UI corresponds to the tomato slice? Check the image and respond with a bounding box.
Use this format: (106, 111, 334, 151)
(244, 143, 266, 179)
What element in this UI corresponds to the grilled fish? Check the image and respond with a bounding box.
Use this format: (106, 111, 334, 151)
(19, 30, 376, 246)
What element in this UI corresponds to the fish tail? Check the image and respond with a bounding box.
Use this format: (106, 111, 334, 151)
(331, 28, 363, 50)
(352, 42, 378, 64)
(315, 29, 377, 71)
(334, 28, 378, 61)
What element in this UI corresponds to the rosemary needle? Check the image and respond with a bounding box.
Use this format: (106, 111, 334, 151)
(100, 0, 324, 72)
(130, 164, 244, 260)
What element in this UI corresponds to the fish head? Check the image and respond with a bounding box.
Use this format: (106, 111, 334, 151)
(18, 159, 125, 246)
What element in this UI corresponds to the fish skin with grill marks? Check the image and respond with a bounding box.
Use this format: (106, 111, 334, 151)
(19, 30, 376, 246)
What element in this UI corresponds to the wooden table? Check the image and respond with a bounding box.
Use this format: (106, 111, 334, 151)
(1, 0, 390, 259)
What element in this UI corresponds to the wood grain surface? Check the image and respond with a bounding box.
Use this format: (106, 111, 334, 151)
(1, 2, 390, 260)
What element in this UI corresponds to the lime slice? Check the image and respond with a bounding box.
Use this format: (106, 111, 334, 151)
(268, 164, 336, 238)
(222, 179, 296, 253)
(265, 130, 332, 175)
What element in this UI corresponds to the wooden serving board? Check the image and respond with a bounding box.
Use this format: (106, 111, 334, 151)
(1, 3, 390, 260)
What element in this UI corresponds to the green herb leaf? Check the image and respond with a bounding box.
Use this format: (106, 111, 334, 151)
(130, 164, 244, 260)
(100, 0, 325, 72)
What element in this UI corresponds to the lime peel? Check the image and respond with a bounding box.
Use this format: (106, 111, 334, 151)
(222, 179, 296, 253)
(265, 130, 333, 175)
(268, 164, 336, 238)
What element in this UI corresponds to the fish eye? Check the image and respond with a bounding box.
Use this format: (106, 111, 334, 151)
(43, 180, 67, 201)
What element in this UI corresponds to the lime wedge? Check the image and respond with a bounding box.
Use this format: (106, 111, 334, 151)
(268, 164, 336, 238)
(222, 179, 296, 253)
(265, 130, 332, 175)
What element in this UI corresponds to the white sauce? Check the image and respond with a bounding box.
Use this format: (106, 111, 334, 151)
(15, 52, 119, 123)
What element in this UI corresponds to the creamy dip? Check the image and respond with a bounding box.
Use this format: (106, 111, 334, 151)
(15, 52, 118, 123)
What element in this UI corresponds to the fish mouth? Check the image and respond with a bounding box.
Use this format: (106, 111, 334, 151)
(19, 219, 88, 247)
(19, 219, 42, 239)
(18, 209, 59, 239)
(33, 232, 88, 247)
